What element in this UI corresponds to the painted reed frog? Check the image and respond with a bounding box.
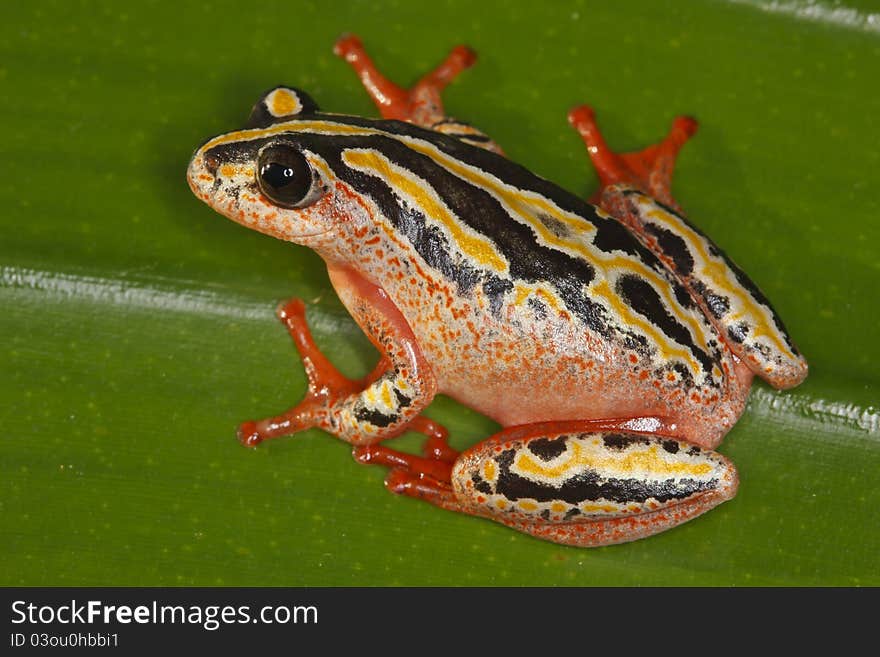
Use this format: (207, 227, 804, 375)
(186, 35, 807, 546)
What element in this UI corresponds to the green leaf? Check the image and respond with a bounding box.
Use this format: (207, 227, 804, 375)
(2, 0, 877, 586)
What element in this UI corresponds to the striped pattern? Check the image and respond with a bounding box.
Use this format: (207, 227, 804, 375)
(603, 187, 808, 389)
(347, 370, 416, 436)
(201, 113, 732, 391)
(429, 118, 503, 153)
(453, 432, 737, 522)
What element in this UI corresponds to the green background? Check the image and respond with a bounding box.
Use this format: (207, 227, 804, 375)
(2, 0, 878, 586)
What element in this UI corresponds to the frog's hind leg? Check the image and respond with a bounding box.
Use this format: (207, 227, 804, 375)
(568, 105, 697, 211)
(568, 106, 808, 389)
(351, 430, 462, 514)
(352, 416, 459, 486)
(334, 34, 503, 154)
(408, 416, 458, 463)
(364, 419, 738, 547)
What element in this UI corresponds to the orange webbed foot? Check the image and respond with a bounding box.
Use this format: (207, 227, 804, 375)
(334, 33, 476, 127)
(237, 299, 360, 447)
(568, 104, 698, 212)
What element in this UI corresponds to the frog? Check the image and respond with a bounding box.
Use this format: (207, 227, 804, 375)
(186, 34, 807, 546)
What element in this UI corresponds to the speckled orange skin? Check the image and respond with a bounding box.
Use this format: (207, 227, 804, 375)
(185, 35, 808, 546)
(339, 236, 750, 448)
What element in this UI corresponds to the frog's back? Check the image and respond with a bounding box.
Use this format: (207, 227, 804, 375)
(217, 114, 744, 443)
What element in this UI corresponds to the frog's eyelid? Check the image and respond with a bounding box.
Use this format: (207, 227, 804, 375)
(246, 87, 320, 128)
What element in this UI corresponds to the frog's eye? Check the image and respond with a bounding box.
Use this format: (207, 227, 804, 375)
(247, 87, 320, 128)
(256, 144, 319, 209)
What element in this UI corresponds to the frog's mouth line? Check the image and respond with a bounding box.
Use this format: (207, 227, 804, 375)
(186, 165, 332, 244)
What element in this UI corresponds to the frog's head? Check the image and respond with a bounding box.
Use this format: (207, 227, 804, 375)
(187, 87, 355, 250)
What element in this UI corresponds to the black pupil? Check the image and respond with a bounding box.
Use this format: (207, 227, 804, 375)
(257, 145, 312, 207)
(262, 163, 295, 187)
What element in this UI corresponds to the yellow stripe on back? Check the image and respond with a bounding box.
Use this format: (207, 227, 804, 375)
(343, 149, 509, 274)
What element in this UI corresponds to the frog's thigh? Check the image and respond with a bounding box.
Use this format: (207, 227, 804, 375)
(451, 420, 738, 547)
(325, 265, 438, 444)
(602, 187, 808, 390)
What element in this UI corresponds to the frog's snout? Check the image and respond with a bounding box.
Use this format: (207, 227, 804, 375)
(186, 151, 216, 204)
(186, 149, 216, 179)
(201, 151, 220, 177)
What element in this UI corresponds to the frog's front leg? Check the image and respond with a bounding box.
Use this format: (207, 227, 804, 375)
(334, 33, 503, 154)
(362, 419, 738, 547)
(238, 270, 439, 448)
